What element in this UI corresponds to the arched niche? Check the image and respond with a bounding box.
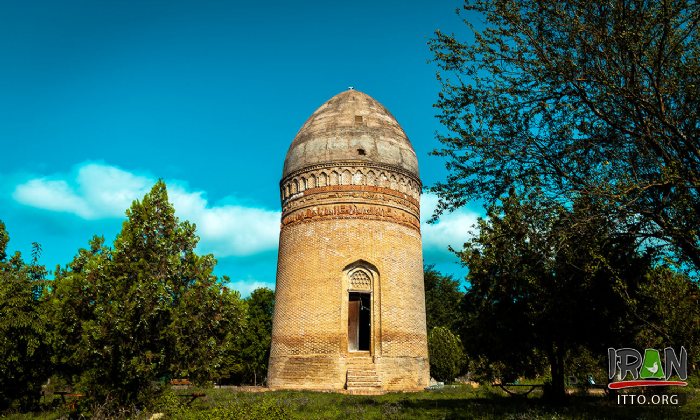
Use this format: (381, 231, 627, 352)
(343, 260, 380, 354)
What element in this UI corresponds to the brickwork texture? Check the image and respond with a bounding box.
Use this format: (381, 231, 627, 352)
(268, 89, 430, 392)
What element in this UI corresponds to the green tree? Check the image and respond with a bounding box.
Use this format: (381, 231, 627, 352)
(634, 266, 700, 368)
(430, 0, 700, 269)
(49, 181, 243, 405)
(210, 284, 248, 383)
(0, 222, 51, 411)
(458, 193, 651, 399)
(428, 326, 465, 383)
(48, 235, 110, 388)
(237, 287, 275, 386)
(169, 280, 247, 383)
(424, 266, 464, 334)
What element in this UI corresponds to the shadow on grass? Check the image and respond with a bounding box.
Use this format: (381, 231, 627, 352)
(395, 394, 695, 420)
(229, 386, 700, 420)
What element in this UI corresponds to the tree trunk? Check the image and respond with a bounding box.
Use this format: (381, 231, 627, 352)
(548, 346, 566, 401)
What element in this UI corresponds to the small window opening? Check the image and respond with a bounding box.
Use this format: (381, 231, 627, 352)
(357, 148, 366, 156)
(355, 115, 364, 124)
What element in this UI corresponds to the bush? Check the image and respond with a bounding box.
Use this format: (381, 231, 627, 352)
(428, 327, 465, 383)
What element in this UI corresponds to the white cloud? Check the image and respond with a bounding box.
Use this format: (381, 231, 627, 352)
(13, 178, 92, 218)
(168, 185, 279, 257)
(11, 162, 479, 263)
(77, 164, 152, 217)
(12, 163, 151, 219)
(12, 162, 280, 257)
(420, 192, 481, 259)
(227, 278, 275, 297)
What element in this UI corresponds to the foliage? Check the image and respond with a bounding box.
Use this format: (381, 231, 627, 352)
(48, 235, 110, 389)
(169, 280, 246, 384)
(633, 266, 700, 368)
(235, 287, 275, 385)
(207, 283, 248, 384)
(457, 192, 652, 398)
(428, 326, 465, 383)
(0, 221, 51, 411)
(424, 266, 464, 334)
(430, 0, 700, 270)
(48, 181, 246, 406)
(564, 347, 606, 390)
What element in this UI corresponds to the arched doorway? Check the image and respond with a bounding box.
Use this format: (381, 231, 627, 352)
(347, 268, 373, 352)
(348, 292, 371, 351)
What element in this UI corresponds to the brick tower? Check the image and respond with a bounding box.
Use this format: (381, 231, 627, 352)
(268, 89, 429, 393)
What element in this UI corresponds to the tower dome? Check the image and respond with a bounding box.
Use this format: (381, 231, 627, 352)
(283, 89, 419, 178)
(269, 89, 429, 393)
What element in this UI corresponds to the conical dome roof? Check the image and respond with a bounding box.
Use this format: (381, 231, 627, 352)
(283, 89, 418, 178)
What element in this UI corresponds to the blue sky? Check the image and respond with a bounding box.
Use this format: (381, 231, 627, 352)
(0, 0, 481, 295)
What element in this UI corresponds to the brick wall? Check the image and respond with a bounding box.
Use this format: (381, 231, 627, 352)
(268, 209, 429, 391)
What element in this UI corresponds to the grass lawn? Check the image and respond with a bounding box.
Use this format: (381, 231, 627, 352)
(8, 384, 700, 419)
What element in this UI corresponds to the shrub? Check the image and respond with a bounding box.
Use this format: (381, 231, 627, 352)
(428, 327, 465, 383)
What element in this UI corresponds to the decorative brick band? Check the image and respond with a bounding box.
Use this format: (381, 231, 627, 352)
(282, 161, 421, 187)
(281, 202, 420, 231)
(280, 162, 421, 204)
(282, 185, 419, 215)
